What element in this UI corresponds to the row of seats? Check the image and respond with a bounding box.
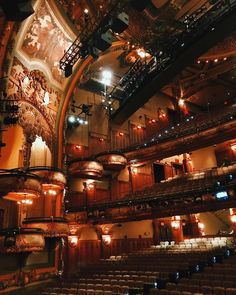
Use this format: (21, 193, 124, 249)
(40, 237, 235, 295)
(123, 163, 236, 201)
(150, 288, 236, 295)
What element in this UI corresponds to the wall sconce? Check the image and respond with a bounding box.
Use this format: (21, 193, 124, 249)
(171, 216, 181, 229)
(198, 222, 205, 230)
(230, 209, 236, 223)
(68, 236, 78, 248)
(131, 167, 138, 174)
(231, 144, 236, 151)
(102, 234, 111, 245)
(230, 215, 236, 223)
(87, 183, 95, 190)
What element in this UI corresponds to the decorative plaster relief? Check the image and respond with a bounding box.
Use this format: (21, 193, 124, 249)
(20, 0, 72, 84)
(8, 57, 61, 149)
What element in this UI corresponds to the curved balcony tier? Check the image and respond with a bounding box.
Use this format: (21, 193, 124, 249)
(96, 153, 127, 171)
(0, 171, 42, 201)
(68, 160, 103, 178)
(22, 217, 70, 237)
(28, 167, 66, 191)
(0, 228, 45, 253)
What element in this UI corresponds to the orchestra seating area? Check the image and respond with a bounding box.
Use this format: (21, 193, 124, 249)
(40, 237, 235, 295)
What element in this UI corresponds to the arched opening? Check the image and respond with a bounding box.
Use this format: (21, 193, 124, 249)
(30, 136, 52, 167)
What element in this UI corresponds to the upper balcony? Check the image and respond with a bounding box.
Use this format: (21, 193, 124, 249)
(66, 163, 236, 223)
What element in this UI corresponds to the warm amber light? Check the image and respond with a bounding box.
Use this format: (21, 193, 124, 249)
(68, 236, 78, 247)
(230, 215, 236, 223)
(87, 183, 95, 190)
(198, 222, 205, 230)
(131, 167, 138, 174)
(171, 220, 180, 229)
(17, 199, 33, 205)
(231, 144, 236, 151)
(102, 235, 111, 245)
(178, 99, 185, 107)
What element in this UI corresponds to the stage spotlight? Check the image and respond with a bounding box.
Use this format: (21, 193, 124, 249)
(68, 116, 76, 123)
(101, 70, 113, 86)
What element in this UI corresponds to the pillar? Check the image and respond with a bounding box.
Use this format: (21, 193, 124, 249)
(170, 217, 184, 243)
(189, 214, 201, 237)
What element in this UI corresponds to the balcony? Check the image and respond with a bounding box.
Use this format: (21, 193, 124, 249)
(23, 217, 69, 238)
(0, 228, 45, 253)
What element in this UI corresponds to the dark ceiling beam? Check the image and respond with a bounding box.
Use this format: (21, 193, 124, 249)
(214, 78, 236, 90)
(159, 91, 205, 112)
(181, 58, 236, 84)
(125, 118, 236, 163)
(111, 7, 236, 124)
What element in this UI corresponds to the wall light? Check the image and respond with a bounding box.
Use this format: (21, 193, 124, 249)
(178, 98, 185, 107)
(102, 234, 111, 245)
(231, 144, 236, 151)
(68, 236, 78, 247)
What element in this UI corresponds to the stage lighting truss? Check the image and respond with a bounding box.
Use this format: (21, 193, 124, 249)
(59, 0, 129, 77)
(108, 0, 236, 105)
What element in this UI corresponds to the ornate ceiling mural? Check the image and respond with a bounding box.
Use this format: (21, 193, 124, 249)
(7, 57, 59, 149)
(19, 0, 72, 87)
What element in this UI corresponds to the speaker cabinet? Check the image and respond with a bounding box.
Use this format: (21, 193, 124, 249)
(64, 64, 73, 78)
(94, 30, 113, 52)
(110, 12, 129, 34)
(0, 0, 34, 21)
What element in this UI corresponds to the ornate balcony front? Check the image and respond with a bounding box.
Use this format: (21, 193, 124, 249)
(0, 228, 45, 253)
(68, 160, 103, 178)
(0, 171, 41, 202)
(96, 153, 127, 171)
(23, 217, 70, 238)
(28, 167, 66, 193)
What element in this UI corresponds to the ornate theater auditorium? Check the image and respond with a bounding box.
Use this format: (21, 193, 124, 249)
(0, 0, 236, 294)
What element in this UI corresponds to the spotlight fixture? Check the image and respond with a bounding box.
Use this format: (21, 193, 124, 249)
(101, 70, 113, 86)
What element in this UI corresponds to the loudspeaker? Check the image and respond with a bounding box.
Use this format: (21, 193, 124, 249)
(110, 12, 129, 34)
(130, 0, 150, 11)
(88, 46, 100, 59)
(0, 0, 34, 21)
(94, 30, 113, 52)
(64, 64, 73, 78)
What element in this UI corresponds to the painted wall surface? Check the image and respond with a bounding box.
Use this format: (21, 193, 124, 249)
(0, 125, 24, 169)
(0, 199, 18, 228)
(191, 146, 217, 170)
(198, 210, 231, 235)
(79, 227, 98, 240)
(111, 220, 153, 239)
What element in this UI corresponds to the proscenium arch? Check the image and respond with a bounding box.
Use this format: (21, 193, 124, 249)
(55, 41, 127, 168)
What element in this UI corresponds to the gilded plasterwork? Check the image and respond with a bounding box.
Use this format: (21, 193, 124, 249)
(8, 57, 60, 148)
(20, 0, 71, 84)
